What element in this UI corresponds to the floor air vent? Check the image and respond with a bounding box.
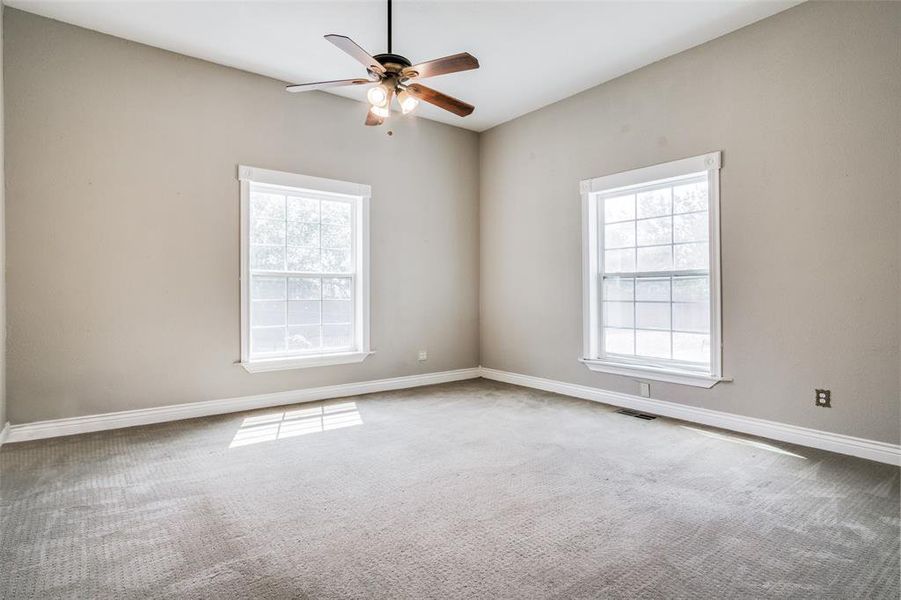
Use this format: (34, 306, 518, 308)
(616, 408, 657, 420)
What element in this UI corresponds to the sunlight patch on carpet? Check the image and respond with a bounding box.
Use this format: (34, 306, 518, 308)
(229, 401, 363, 448)
(680, 425, 807, 459)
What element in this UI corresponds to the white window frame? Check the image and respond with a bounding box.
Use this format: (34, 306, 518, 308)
(238, 165, 371, 373)
(580, 152, 726, 388)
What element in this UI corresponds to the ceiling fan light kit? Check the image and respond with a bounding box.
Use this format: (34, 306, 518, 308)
(367, 84, 389, 107)
(397, 90, 419, 114)
(286, 0, 479, 126)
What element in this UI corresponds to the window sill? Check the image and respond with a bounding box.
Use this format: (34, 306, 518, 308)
(242, 351, 373, 373)
(579, 358, 729, 388)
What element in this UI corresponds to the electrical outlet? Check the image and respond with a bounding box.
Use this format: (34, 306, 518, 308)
(815, 389, 831, 407)
(418, 350, 428, 362)
(638, 382, 651, 398)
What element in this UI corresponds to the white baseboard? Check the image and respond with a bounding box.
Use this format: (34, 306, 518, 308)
(479, 367, 901, 466)
(6, 366, 899, 466)
(5, 367, 481, 444)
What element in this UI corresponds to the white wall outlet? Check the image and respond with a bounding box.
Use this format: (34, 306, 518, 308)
(418, 350, 428, 362)
(638, 382, 651, 398)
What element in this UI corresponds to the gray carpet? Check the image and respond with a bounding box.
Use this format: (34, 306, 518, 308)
(1, 379, 898, 599)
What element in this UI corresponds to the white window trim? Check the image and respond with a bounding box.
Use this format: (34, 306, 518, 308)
(580, 152, 727, 388)
(238, 166, 372, 373)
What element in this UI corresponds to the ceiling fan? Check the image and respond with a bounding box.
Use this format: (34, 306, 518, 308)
(286, 0, 479, 126)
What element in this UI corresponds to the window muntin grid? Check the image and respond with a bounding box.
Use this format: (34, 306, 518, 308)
(248, 183, 357, 360)
(597, 175, 712, 371)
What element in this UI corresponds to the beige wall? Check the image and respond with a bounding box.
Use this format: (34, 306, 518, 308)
(4, 9, 479, 424)
(0, 5, 5, 429)
(479, 1, 901, 443)
(4, 3, 900, 446)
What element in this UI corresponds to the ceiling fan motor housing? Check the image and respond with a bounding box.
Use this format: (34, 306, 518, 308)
(374, 53, 412, 72)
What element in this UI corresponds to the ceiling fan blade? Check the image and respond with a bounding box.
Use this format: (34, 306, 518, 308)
(324, 34, 386, 75)
(405, 83, 475, 117)
(403, 52, 479, 80)
(365, 111, 384, 127)
(286, 78, 374, 93)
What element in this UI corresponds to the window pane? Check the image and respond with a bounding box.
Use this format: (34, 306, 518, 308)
(604, 302, 634, 328)
(288, 277, 321, 300)
(287, 222, 319, 247)
(673, 332, 710, 363)
(604, 221, 635, 249)
(321, 249, 352, 273)
(251, 246, 285, 271)
(605, 328, 634, 355)
(635, 277, 669, 301)
(252, 276, 286, 301)
(596, 174, 714, 370)
(637, 246, 672, 271)
(321, 225, 352, 249)
(251, 218, 285, 245)
(637, 188, 671, 219)
(251, 193, 285, 220)
(323, 277, 352, 300)
(673, 181, 707, 214)
(287, 247, 321, 272)
(636, 302, 670, 330)
(252, 327, 285, 353)
(287, 325, 320, 350)
(605, 249, 635, 273)
(672, 276, 709, 302)
(249, 182, 360, 361)
(604, 194, 634, 223)
(288, 300, 320, 325)
(321, 200, 351, 225)
(604, 278, 633, 301)
(637, 216, 672, 246)
(674, 242, 708, 270)
(673, 302, 710, 333)
(323, 300, 353, 324)
(287, 196, 319, 222)
(636, 330, 671, 359)
(252, 301, 285, 327)
(322, 324, 353, 348)
(673, 212, 708, 243)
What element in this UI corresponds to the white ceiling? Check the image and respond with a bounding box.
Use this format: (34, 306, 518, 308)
(6, 0, 801, 131)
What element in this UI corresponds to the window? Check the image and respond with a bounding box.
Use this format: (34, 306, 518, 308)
(580, 152, 723, 387)
(238, 166, 370, 372)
